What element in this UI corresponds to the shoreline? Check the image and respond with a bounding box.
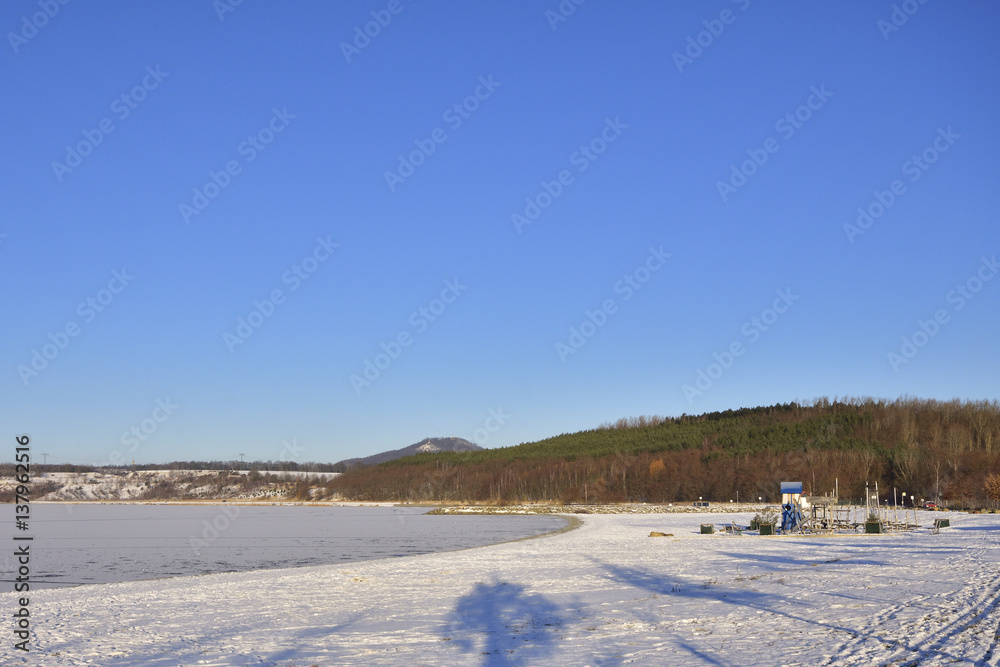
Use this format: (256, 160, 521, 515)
(20, 497, 984, 515)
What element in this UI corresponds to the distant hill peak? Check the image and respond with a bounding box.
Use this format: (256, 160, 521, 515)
(336, 436, 481, 469)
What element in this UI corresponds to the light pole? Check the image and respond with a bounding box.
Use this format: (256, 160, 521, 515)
(239, 453, 245, 470)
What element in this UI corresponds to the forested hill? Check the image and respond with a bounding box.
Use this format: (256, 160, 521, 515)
(329, 398, 1000, 507)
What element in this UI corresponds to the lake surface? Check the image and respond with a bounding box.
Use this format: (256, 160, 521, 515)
(6, 504, 568, 589)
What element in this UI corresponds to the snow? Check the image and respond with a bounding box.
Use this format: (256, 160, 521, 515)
(4, 508, 999, 666)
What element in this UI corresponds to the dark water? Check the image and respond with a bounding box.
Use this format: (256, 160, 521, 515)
(4, 504, 568, 588)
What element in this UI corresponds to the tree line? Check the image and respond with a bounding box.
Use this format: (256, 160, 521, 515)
(329, 397, 1000, 507)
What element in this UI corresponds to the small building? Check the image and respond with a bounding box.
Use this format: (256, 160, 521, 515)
(780, 481, 803, 504)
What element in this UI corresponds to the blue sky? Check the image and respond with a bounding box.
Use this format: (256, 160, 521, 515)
(2, 1, 998, 465)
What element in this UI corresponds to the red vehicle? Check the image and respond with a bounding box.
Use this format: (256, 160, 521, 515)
(923, 501, 938, 509)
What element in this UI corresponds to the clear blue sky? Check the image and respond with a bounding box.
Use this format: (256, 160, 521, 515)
(2, 1, 998, 465)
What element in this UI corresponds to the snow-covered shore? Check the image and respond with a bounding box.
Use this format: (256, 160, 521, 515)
(4, 509, 998, 666)
(4, 470, 339, 502)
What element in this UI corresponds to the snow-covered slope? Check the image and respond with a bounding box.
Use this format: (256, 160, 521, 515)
(1, 470, 338, 502)
(3, 509, 998, 665)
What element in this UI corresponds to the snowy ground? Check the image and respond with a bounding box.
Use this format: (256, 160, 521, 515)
(3, 509, 999, 666)
(5, 471, 338, 502)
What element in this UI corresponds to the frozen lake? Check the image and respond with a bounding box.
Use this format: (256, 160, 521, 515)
(7, 504, 568, 589)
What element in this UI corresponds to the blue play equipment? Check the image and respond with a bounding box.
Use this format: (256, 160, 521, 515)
(780, 482, 804, 533)
(781, 501, 804, 532)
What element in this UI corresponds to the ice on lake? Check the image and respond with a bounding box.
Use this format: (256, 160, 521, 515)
(11, 504, 568, 588)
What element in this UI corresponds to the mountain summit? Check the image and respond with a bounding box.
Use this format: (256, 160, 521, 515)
(335, 437, 481, 470)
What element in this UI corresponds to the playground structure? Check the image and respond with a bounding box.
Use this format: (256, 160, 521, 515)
(759, 480, 920, 535)
(858, 480, 921, 533)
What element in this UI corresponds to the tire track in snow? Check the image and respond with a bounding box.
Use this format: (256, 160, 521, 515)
(827, 530, 1000, 666)
(902, 531, 1000, 666)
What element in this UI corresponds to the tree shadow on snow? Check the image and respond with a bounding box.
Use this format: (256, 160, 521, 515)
(593, 558, 979, 666)
(715, 550, 886, 570)
(445, 580, 564, 665)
